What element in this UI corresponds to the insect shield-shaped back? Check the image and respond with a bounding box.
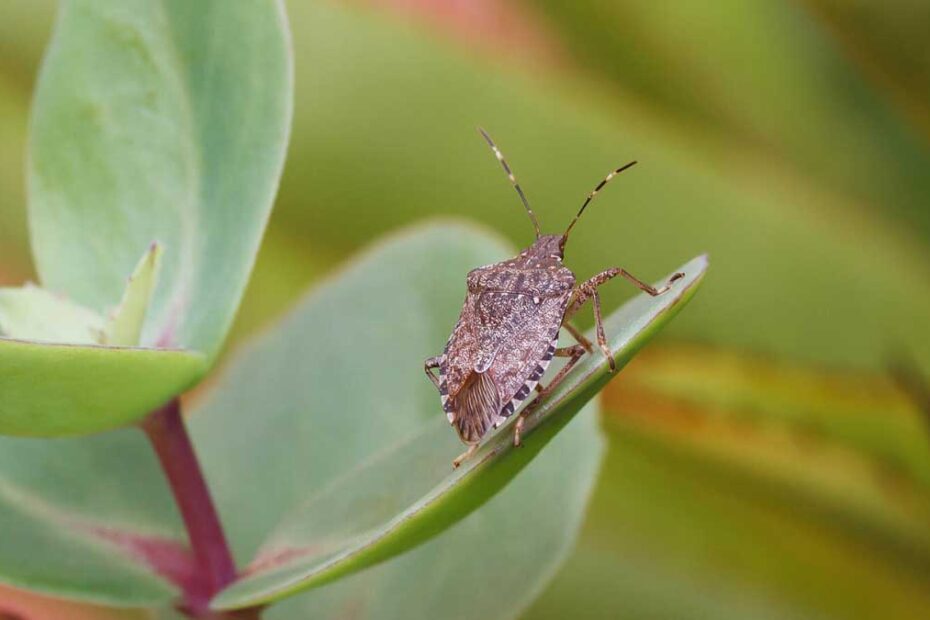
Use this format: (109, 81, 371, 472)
(439, 236, 575, 444)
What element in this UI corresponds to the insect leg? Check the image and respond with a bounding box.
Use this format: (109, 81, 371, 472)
(452, 443, 479, 469)
(513, 345, 586, 447)
(567, 268, 684, 318)
(562, 321, 593, 352)
(424, 356, 442, 391)
(591, 290, 615, 371)
(564, 268, 684, 371)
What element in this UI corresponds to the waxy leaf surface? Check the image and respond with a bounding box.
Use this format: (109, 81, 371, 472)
(28, 0, 293, 362)
(0, 428, 184, 606)
(104, 242, 163, 347)
(0, 338, 205, 436)
(263, 407, 602, 620)
(204, 224, 705, 610)
(0, 0, 291, 437)
(0, 284, 103, 344)
(0, 245, 204, 437)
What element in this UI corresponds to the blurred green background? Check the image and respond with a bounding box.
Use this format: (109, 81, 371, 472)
(1, 0, 929, 618)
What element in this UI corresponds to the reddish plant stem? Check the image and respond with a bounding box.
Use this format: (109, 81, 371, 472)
(142, 399, 255, 618)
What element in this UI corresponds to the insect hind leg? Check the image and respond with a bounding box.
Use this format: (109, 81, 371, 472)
(513, 345, 586, 447)
(424, 356, 442, 390)
(452, 443, 479, 469)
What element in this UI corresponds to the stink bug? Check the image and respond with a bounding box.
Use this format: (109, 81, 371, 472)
(424, 129, 683, 467)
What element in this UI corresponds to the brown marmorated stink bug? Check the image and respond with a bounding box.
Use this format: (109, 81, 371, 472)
(424, 129, 684, 467)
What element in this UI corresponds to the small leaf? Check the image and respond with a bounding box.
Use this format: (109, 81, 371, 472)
(204, 223, 705, 610)
(0, 283, 104, 344)
(0, 245, 206, 437)
(28, 0, 293, 362)
(1, 0, 291, 437)
(187, 223, 608, 618)
(0, 338, 206, 436)
(104, 242, 162, 346)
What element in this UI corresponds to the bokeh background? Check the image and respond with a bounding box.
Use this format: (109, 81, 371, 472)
(2, 0, 929, 618)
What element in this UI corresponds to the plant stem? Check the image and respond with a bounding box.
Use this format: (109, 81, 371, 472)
(142, 399, 252, 618)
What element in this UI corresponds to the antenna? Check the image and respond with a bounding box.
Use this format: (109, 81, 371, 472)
(564, 161, 637, 239)
(477, 127, 541, 239)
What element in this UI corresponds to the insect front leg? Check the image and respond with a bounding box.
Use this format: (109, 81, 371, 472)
(513, 345, 586, 447)
(424, 355, 442, 391)
(565, 268, 684, 371)
(569, 268, 685, 311)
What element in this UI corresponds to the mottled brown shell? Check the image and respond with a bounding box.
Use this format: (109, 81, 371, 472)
(437, 235, 575, 444)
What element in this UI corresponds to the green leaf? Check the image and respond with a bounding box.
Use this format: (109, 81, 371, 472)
(204, 224, 705, 610)
(264, 406, 603, 620)
(103, 242, 163, 347)
(186, 222, 611, 617)
(0, 283, 104, 344)
(0, 338, 205, 436)
(0, 245, 206, 437)
(0, 428, 185, 606)
(28, 0, 293, 362)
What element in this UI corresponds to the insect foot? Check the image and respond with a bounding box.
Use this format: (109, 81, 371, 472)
(603, 345, 617, 373)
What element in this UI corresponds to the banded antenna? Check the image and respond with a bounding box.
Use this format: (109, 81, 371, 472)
(564, 160, 637, 239)
(478, 127, 541, 239)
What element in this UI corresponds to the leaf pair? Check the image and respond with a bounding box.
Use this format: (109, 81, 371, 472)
(0, 223, 705, 613)
(0, 0, 292, 437)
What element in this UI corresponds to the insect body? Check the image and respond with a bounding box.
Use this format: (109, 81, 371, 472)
(425, 129, 683, 467)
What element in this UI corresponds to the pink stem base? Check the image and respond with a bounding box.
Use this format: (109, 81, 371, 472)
(142, 400, 259, 619)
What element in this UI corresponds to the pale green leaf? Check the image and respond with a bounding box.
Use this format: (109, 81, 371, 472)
(185, 223, 613, 617)
(104, 242, 162, 347)
(0, 222, 604, 612)
(0, 245, 207, 437)
(0, 428, 184, 606)
(0, 283, 103, 344)
(205, 223, 704, 610)
(0, 338, 206, 436)
(28, 0, 293, 362)
(265, 406, 603, 620)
